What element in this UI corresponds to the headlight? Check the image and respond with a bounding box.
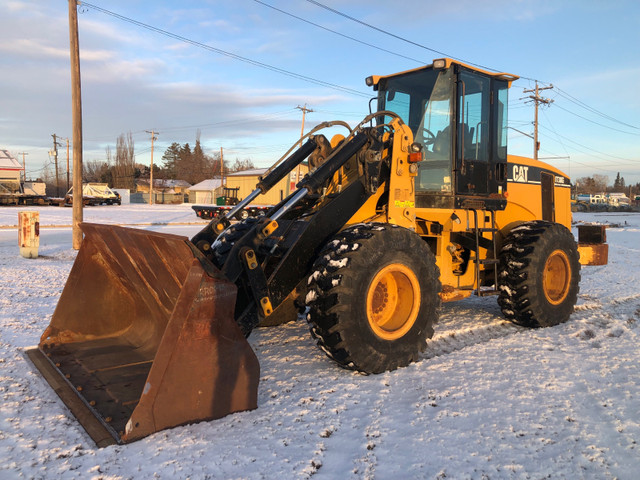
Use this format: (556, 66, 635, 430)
(433, 58, 447, 69)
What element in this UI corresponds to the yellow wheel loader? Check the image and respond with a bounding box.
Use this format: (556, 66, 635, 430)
(27, 58, 608, 446)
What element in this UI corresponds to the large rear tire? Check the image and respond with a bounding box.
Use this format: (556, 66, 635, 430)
(305, 223, 441, 374)
(498, 221, 580, 328)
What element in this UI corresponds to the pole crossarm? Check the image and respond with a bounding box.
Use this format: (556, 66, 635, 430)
(523, 82, 554, 161)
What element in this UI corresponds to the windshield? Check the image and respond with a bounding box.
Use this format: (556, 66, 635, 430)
(378, 67, 454, 192)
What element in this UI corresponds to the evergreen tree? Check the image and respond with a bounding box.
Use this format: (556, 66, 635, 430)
(179, 143, 194, 183)
(612, 172, 626, 192)
(192, 134, 207, 183)
(162, 143, 182, 179)
(158, 133, 241, 184)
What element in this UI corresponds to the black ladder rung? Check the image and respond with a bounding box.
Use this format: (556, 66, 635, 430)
(477, 288, 500, 297)
(471, 209, 500, 297)
(479, 259, 499, 266)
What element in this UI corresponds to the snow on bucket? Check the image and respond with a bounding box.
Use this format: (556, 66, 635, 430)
(18, 211, 40, 258)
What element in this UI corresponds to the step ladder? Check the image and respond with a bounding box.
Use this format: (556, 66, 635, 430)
(470, 209, 499, 296)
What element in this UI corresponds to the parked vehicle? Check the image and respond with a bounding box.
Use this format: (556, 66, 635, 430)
(576, 193, 607, 204)
(192, 186, 270, 219)
(63, 183, 121, 206)
(192, 203, 270, 220)
(607, 193, 630, 207)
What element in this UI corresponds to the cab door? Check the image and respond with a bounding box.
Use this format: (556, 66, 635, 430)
(455, 70, 509, 200)
(456, 71, 490, 195)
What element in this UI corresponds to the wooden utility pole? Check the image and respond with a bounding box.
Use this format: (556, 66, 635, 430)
(296, 104, 313, 148)
(523, 82, 553, 161)
(18, 152, 28, 182)
(64, 137, 70, 191)
(51, 134, 60, 196)
(146, 130, 158, 205)
(220, 146, 224, 187)
(69, 0, 83, 250)
(293, 104, 313, 192)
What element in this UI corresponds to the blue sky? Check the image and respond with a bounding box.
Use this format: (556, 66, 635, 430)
(2, 0, 639, 185)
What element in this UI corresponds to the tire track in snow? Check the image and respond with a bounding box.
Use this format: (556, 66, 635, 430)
(422, 320, 523, 360)
(568, 292, 640, 360)
(350, 374, 390, 480)
(572, 293, 640, 329)
(416, 289, 640, 361)
(566, 376, 638, 479)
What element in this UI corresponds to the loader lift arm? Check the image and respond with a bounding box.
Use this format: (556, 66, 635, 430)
(212, 128, 383, 335)
(190, 120, 353, 254)
(190, 137, 319, 253)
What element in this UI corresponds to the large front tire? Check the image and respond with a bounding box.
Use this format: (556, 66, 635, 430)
(305, 223, 441, 374)
(498, 221, 580, 328)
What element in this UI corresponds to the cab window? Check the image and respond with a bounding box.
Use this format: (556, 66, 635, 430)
(378, 67, 454, 192)
(458, 72, 490, 163)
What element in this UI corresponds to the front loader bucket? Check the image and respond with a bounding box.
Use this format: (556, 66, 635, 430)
(26, 223, 259, 446)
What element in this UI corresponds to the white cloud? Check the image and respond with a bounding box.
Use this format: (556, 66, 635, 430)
(0, 38, 68, 59)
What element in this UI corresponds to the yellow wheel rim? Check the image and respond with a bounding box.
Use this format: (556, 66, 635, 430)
(543, 249, 571, 305)
(366, 263, 421, 340)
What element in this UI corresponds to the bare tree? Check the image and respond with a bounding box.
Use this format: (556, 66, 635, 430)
(113, 132, 136, 189)
(593, 174, 609, 193)
(83, 159, 109, 183)
(576, 175, 609, 194)
(230, 158, 255, 172)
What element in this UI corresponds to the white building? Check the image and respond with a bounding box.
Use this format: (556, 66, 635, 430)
(187, 179, 223, 204)
(0, 150, 23, 192)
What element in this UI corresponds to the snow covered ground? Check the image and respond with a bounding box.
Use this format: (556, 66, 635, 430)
(1, 204, 638, 479)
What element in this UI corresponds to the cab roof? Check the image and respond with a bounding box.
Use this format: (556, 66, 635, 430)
(366, 58, 520, 90)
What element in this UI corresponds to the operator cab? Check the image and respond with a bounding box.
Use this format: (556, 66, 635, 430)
(368, 58, 518, 210)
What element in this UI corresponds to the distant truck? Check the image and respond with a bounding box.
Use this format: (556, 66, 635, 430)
(191, 186, 270, 220)
(574, 192, 631, 211)
(577, 193, 607, 204)
(607, 192, 630, 207)
(0, 180, 49, 206)
(63, 183, 121, 206)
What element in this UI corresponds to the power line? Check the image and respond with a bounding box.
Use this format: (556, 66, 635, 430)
(154, 109, 300, 134)
(78, 2, 637, 177)
(541, 109, 571, 161)
(297, 0, 626, 127)
(538, 124, 637, 164)
(306, 1, 451, 57)
(83, 110, 300, 144)
(554, 86, 639, 131)
(569, 159, 626, 176)
(552, 103, 640, 136)
(305, 0, 516, 77)
(253, 0, 427, 65)
(80, 2, 370, 98)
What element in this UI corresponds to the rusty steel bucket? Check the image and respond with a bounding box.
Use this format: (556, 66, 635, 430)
(26, 223, 259, 446)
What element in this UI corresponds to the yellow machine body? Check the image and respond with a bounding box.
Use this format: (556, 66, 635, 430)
(28, 58, 606, 447)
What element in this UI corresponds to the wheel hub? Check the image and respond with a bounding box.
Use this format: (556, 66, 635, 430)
(367, 263, 420, 340)
(543, 249, 571, 305)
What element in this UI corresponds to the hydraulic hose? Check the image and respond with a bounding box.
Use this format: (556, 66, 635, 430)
(297, 132, 369, 194)
(256, 138, 318, 193)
